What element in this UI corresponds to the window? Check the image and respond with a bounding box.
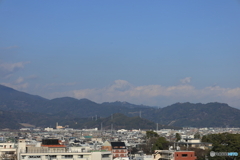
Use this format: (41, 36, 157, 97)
(102, 154, 110, 158)
(62, 155, 73, 159)
(6, 151, 14, 154)
(182, 154, 188, 157)
(46, 155, 57, 159)
(78, 155, 83, 158)
(29, 156, 41, 158)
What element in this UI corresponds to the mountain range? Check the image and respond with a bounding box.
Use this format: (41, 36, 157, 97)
(0, 84, 240, 129)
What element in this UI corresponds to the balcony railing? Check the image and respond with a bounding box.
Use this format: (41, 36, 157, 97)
(20, 150, 110, 154)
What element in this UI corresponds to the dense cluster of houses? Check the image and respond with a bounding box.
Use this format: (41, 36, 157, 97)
(1, 126, 238, 160)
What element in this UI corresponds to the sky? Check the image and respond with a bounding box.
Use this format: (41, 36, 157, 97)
(1, 1, 240, 108)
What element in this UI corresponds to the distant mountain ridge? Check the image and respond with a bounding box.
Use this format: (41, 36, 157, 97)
(0, 84, 48, 112)
(0, 84, 154, 116)
(1, 84, 240, 129)
(151, 102, 240, 127)
(0, 110, 168, 130)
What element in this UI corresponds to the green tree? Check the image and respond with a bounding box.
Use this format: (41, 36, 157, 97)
(146, 130, 159, 139)
(201, 135, 207, 142)
(194, 132, 201, 139)
(152, 137, 169, 151)
(188, 147, 209, 160)
(201, 133, 240, 160)
(175, 133, 181, 142)
(143, 131, 169, 154)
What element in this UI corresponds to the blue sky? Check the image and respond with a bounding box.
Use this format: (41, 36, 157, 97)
(1, 1, 240, 108)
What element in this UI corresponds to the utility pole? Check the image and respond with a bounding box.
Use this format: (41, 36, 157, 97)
(111, 123, 113, 135)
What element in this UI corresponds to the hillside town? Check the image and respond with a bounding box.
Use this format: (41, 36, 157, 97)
(1, 124, 240, 160)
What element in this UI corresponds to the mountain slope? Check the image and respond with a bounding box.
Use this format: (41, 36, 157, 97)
(0, 84, 48, 112)
(152, 102, 240, 127)
(0, 110, 170, 130)
(1, 84, 240, 128)
(0, 84, 153, 117)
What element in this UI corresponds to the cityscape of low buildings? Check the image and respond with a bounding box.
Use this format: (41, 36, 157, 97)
(1, 126, 240, 160)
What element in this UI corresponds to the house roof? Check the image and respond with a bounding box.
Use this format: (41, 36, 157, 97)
(41, 144, 66, 148)
(84, 136, 92, 139)
(111, 142, 126, 149)
(102, 141, 111, 146)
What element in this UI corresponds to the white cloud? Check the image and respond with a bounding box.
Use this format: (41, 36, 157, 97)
(1, 76, 29, 91)
(4, 78, 238, 108)
(180, 77, 191, 84)
(108, 80, 133, 91)
(2, 82, 29, 90)
(44, 82, 77, 89)
(0, 61, 29, 77)
(15, 77, 24, 84)
(65, 80, 240, 108)
(27, 75, 39, 80)
(0, 62, 25, 72)
(3, 74, 13, 79)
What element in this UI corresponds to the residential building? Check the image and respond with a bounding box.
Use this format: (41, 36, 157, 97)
(101, 141, 112, 151)
(111, 142, 128, 159)
(153, 150, 197, 160)
(0, 142, 16, 160)
(17, 139, 112, 160)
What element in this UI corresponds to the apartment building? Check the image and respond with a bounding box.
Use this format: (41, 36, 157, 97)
(0, 142, 16, 160)
(17, 139, 112, 160)
(111, 142, 128, 159)
(153, 150, 196, 160)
